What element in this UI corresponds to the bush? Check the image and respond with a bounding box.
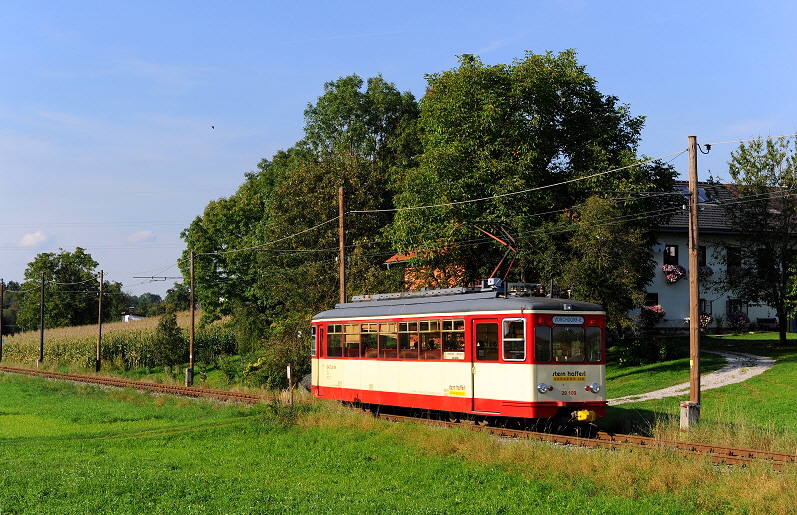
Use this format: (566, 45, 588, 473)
(727, 311, 750, 333)
(152, 312, 187, 367)
(639, 305, 665, 327)
(615, 335, 682, 366)
(217, 355, 243, 384)
(242, 314, 311, 389)
(242, 339, 309, 390)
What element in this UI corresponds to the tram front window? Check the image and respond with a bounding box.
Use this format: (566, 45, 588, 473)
(585, 327, 602, 362)
(551, 326, 585, 362)
(535, 326, 552, 362)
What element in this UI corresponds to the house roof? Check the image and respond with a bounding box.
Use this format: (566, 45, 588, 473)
(659, 181, 739, 233)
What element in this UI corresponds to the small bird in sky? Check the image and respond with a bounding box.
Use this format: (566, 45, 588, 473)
(211, 126, 215, 129)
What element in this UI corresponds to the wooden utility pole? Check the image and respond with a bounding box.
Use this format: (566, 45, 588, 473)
(682, 135, 701, 429)
(186, 251, 195, 386)
(96, 270, 103, 372)
(338, 186, 346, 304)
(38, 271, 45, 365)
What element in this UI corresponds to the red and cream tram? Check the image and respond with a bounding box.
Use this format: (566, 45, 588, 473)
(310, 284, 606, 421)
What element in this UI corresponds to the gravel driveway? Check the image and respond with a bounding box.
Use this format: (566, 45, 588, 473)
(608, 351, 775, 406)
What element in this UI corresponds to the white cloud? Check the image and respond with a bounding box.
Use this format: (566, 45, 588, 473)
(127, 230, 155, 243)
(19, 231, 48, 247)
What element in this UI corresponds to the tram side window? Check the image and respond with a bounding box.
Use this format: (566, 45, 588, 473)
(585, 327, 602, 362)
(362, 323, 378, 358)
(344, 324, 361, 358)
(327, 324, 343, 357)
(535, 326, 552, 362)
(311, 326, 317, 358)
(502, 319, 525, 361)
(475, 323, 499, 361)
(552, 327, 585, 362)
(399, 321, 419, 359)
(420, 320, 441, 360)
(379, 322, 398, 359)
(442, 319, 465, 360)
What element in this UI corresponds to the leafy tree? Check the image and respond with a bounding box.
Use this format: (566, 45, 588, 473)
(136, 292, 163, 316)
(16, 248, 121, 330)
(164, 282, 191, 311)
(388, 51, 676, 296)
(1, 281, 21, 335)
(152, 311, 187, 367)
(707, 137, 797, 345)
(554, 196, 657, 331)
(181, 75, 418, 347)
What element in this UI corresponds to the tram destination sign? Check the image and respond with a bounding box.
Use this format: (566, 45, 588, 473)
(552, 315, 584, 325)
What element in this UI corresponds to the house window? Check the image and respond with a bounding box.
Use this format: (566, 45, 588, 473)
(756, 247, 775, 273)
(664, 245, 678, 265)
(726, 299, 747, 315)
(645, 293, 659, 307)
(727, 247, 741, 271)
(699, 246, 707, 267)
(699, 298, 712, 315)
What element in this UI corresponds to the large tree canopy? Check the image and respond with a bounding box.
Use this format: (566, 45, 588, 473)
(183, 54, 679, 342)
(388, 50, 676, 292)
(17, 248, 124, 330)
(181, 75, 419, 347)
(708, 137, 797, 345)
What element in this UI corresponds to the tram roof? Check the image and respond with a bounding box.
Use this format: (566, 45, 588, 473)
(312, 290, 604, 321)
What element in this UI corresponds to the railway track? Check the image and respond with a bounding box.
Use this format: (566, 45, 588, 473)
(2, 365, 795, 470)
(376, 414, 797, 471)
(0, 365, 266, 404)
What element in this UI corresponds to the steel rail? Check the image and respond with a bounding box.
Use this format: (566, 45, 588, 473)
(377, 414, 797, 471)
(0, 365, 266, 403)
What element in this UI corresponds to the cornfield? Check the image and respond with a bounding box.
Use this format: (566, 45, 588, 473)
(0, 312, 237, 370)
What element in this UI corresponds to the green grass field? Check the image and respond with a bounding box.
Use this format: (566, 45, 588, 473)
(1, 333, 796, 514)
(1, 372, 796, 515)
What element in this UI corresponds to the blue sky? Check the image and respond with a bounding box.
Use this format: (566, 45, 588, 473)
(2, 1, 797, 297)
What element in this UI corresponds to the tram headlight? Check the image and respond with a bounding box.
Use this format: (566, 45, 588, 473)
(585, 382, 601, 393)
(537, 383, 553, 394)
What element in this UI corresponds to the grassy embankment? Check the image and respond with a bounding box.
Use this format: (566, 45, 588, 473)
(0, 358, 796, 515)
(0, 327, 796, 513)
(607, 333, 797, 451)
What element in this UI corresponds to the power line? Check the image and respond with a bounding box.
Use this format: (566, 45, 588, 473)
(350, 149, 688, 214)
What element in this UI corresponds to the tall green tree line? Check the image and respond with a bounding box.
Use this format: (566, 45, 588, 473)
(181, 50, 680, 344)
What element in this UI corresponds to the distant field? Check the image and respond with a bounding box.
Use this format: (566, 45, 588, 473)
(0, 312, 197, 371)
(5, 311, 193, 342)
(1, 373, 796, 515)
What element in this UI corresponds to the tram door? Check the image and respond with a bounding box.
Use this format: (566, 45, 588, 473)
(471, 320, 499, 412)
(311, 326, 321, 393)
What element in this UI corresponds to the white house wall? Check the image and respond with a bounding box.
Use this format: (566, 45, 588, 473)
(648, 233, 776, 330)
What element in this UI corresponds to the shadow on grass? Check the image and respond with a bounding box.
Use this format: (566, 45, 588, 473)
(599, 405, 663, 436)
(605, 358, 690, 381)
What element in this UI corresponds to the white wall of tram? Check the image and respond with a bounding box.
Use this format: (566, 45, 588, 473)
(315, 358, 606, 405)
